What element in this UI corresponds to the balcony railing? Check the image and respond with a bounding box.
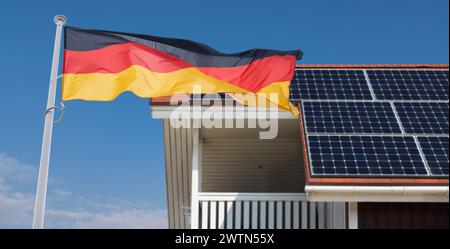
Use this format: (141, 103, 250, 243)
(192, 192, 346, 229)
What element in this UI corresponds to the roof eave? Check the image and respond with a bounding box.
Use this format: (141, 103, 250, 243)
(305, 185, 449, 203)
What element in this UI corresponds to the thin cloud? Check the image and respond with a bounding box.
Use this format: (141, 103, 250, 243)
(52, 189, 72, 198)
(0, 153, 168, 229)
(46, 208, 168, 228)
(0, 153, 37, 182)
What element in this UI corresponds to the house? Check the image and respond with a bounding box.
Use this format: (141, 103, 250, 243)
(150, 64, 449, 229)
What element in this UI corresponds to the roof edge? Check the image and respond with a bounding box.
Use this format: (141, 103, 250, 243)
(305, 185, 449, 203)
(306, 175, 449, 186)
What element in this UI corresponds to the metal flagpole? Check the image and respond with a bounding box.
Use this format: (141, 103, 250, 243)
(32, 14, 67, 229)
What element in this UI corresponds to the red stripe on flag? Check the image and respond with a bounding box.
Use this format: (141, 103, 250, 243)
(63, 42, 297, 92)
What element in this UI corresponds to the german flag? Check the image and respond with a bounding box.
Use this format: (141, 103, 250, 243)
(62, 27, 302, 115)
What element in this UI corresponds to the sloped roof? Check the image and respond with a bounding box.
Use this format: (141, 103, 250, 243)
(150, 64, 449, 187)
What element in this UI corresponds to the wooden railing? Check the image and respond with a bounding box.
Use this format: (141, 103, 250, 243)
(192, 193, 346, 229)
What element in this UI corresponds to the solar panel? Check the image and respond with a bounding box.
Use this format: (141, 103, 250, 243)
(367, 70, 449, 100)
(302, 101, 402, 134)
(308, 135, 428, 176)
(395, 102, 449, 134)
(290, 70, 373, 100)
(417, 136, 449, 176)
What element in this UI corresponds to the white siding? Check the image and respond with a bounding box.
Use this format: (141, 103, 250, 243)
(163, 120, 192, 229)
(202, 138, 305, 193)
(162, 119, 310, 229)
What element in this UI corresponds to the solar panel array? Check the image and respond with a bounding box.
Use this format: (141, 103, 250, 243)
(292, 69, 449, 178)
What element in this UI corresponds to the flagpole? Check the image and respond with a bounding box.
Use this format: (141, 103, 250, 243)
(32, 14, 66, 229)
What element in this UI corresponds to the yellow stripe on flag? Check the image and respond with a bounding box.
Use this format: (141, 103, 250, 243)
(62, 65, 298, 116)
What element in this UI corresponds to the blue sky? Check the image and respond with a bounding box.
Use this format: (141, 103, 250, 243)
(0, 0, 448, 228)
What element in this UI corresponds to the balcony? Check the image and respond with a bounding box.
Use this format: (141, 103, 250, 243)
(192, 192, 345, 229)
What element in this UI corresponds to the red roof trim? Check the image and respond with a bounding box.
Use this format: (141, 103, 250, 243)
(306, 176, 449, 186)
(298, 102, 312, 185)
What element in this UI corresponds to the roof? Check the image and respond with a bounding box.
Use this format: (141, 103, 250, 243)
(150, 64, 449, 191)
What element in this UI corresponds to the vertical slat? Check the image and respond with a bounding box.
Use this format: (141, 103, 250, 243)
(189, 128, 200, 229)
(162, 121, 175, 229)
(175, 128, 184, 228)
(293, 201, 300, 229)
(201, 201, 208, 229)
(180, 128, 189, 228)
(243, 201, 250, 229)
(169, 126, 180, 228)
(276, 202, 283, 229)
(334, 202, 346, 229)
(326, 203, 334, 229)
(301, 201, 308, 229)
(285, 201, 291, 229)
(309, 202, 317, 229)
(187, 129, 192, 228)
(210, 201, 217, 229)
(186, 128, 192, 201)
(318, 202, 325, 229)
(218, 201, 225, 229)
(235, 201, 242, 229)
(268, 202, 275, 229)
(260, 202, 267, 229)
(226, 201, 234, 229)
(348, 202, 359, 229)
(186, 128, 192, 227)
(198, 136, 203, 192)
(252, 201, 258, 229)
